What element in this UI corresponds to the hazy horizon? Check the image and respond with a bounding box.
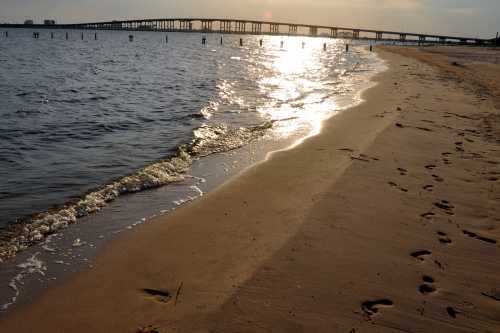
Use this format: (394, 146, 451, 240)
(0, 0, 499, 38)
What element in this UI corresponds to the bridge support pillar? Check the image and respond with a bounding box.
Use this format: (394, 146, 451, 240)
(289, 25, 298, 35)
(180, 20, 192, 31)
(270, 23, 279, 34)
(376, 32, 383, 40)
(220, 21, 232, 33)
(353, 30, 360, 39)
(167, 20, 174, 31)
(400, 34, 406, 42)
(235, 21, 246, 33)
(201, 20, 213, 32)
(330, 28, 338, 38)
(251, 23, 262, 34)
(309, 26, 318, 36)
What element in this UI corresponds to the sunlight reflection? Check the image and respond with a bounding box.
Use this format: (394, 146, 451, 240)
(256, 37, 342, 139)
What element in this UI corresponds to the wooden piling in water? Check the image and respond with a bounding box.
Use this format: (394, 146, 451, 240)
(220, 36, 223, 45)
(259, 39, 263, 47)
(129, 35, 134, 42)
(370, 44, 373, 52)
(239, 38, 243, 46)
(66, 32, 69, 40)
(323, 43, 327, 51)
(280, 40, 284, 48)
(202, 36, 206, 45)
(51, 32, 54, 39)
(346, 44, 349, 52)
(95, 32, 97, 40)
(166, 35, 168, 43)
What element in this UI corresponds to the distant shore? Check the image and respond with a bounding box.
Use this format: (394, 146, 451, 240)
(1, 46, 500, 332)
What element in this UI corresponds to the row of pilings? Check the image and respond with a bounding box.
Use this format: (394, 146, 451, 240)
(0, 30, 368, 52)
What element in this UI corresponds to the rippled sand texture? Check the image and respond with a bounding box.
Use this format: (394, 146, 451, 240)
(1, 47, 499, 332)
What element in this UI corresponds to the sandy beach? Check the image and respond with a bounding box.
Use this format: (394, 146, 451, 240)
(1, 46, 500, 332)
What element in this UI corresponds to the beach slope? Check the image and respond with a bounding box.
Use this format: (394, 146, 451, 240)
(1, 47, 500, 332)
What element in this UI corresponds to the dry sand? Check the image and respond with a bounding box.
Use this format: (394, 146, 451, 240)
(1, 46, 500, 332)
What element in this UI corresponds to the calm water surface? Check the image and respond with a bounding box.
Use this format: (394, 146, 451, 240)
(0, 29, 385, 311)
(1, 30, 376, 227)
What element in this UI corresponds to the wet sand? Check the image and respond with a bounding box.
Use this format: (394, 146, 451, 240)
(1, 46, 500, 332)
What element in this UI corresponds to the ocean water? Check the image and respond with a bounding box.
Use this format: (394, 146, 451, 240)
(0, 29, 384, 311)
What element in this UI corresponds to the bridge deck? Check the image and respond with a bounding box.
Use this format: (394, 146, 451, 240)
(0, 18, 490, 44)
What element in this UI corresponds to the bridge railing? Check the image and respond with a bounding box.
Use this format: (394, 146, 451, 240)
(0, 18, 491, 45)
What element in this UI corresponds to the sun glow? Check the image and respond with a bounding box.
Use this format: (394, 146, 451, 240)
(256, 37, 341, 139)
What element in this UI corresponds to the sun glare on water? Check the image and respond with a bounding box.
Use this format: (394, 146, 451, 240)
(256, 37, 345, 140)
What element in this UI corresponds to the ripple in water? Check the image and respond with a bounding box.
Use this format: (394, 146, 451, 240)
(0, 30, 384, 261)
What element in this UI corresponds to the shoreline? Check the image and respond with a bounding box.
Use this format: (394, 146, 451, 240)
(1, 46, 500, 332)
(0, 41, 385, 312)
(0, 35, 381, 262)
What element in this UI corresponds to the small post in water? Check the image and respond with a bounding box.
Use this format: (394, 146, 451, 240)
(165, 35, 168, 43)
(202, 36, 206, 45)
(346, 43, 349, 52)
(5, 31, 8, 38)
(370, 44, 373, 52)
(51, 32, 54, 39)
(323, 43, 327, 51)
(259, 39, 263, 47)
(66, 32, 69, 40)
(239, 38, 243, 46)
(129, 34, 134, 42)
(220, 36, 223, 45)
(302, 41, 305, 49)
(280, 40, 284, 48)
(81, 32, 84, 40)
(95, 32, 97, 40)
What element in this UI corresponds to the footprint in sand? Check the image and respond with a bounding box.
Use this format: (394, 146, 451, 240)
(425, 164, 437, 170)
(388, 181, 408, 193)
(421, 212, 436, 220)
(411, 250, 432, 261)
(481, 289, 500, 302)
(423, 185, 435, 192)
(398, 168, 408, 176)
(442, 158, 452, 165)
(137, 325, 163, 333)
(434, 200, 455, 215)
(462, 230, 497, 245)
(455, 142, 465, 152)
(432, 175, 444, 182)
(361, 299, 394, 316)
(446, 306, 460, 319)
(142, 288, 172, 303)
(437, 231, 453, 245)
(418, 275, 437, 295)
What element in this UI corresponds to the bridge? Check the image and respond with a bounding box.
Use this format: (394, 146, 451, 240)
(0, 18, 490, 45)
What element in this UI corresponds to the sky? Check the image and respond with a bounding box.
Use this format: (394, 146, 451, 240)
(1, 0, 499, 38)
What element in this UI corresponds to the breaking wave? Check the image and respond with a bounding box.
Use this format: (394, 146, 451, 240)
(0, 121, 276, 262)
